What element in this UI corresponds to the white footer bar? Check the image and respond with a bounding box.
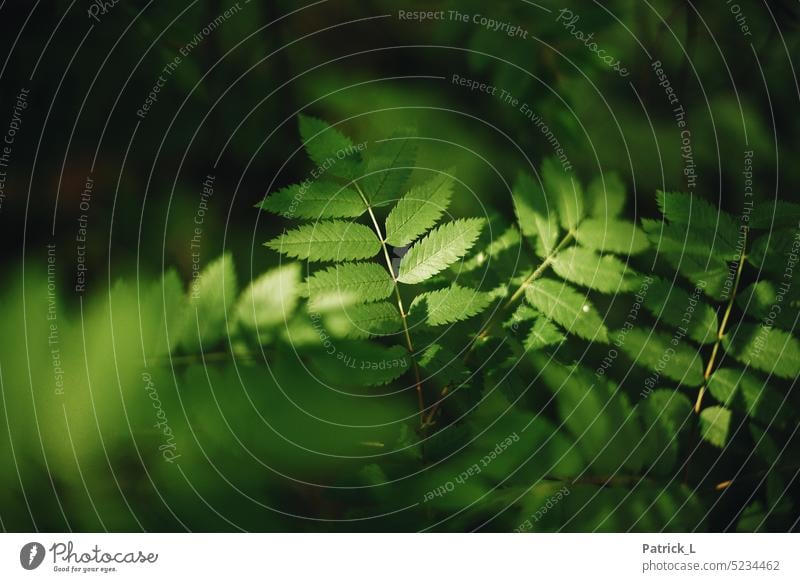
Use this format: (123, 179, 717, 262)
(1, 533, 797, 581)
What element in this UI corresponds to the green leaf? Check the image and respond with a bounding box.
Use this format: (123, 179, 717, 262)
(637, 389, 692, 475)
(409, 284, 494, 326)
(642, 219, 736, 260)
(181, 253, 237, 350)
(574, 218, 650, 255)
(460, 225, 521, 273)
(722, 323, 800, 379)
(524, 278, 609, 343)
(310, 342, 410, 387)
(707, 368, 782, 425)
(619, 328, 704, 386)
(551, 246, 642, 293)
(543, 158, 584, 231)
(512, 172, 560, 254)
(397, 219, 485, 284)
(750, 200, 800, 229)
(524, 317, 566, 351)
(642, 277, 719, 344)
(642, 219, 733, 300)
(304, 262, 394, 309)
(588, 172, 626, 218)
(504, 304, 539, 330)
(748, 230, 800, 274)
(360, 128, 418, 204)
(534, 358, 642, 473)
(298, 115, 360, 178)
(699, 405, 732, 448)
(324, 301, 401, 339)
(417, 343, 469, 386)
(141, 270, 187, 358)
(384, 172, 454, 247)
(265, 220, 380, 262)
(235, 263, 301, 333)
(656, 191, 741, 257)
(738, 281, 800, 331)
(257, 182, 366, 219)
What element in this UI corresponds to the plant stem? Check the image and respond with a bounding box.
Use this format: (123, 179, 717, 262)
(693, 230, 748, 413)
(355, 183, 426, 425)
(465, 230, 575, 358)
(505, 230, 575, 308)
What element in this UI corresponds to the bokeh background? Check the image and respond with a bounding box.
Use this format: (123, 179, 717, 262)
(0, 0, 798, 531)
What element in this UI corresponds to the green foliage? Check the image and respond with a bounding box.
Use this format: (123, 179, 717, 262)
(524, 316, 566, 352)
(384, 172, 454, 247)
(397, 219, 485, 284)
(550, 246, 642, 293)
(235, 263, 301, 335)
(699, 406, 733, 448)
(266, 220, 380, 262)
(298, 114, 361, 179)
(574, 218, 649, 255)
(722, 323, 800, 379)
(325, 301, 402, 339)
(587, 172, 626, 218)
(182, 253, 237, 351)
(706, 368, 783, 425)
(512, 172, 559, 255)
(409, 284, 495, 327)
(258, 117, 491, 415)
(642, 277, 718, 345)
(257, 182, 366, 219)
(738, 280, 800, 331)
(304, 262, 394, 308)
(544, 158, 584, 231)
(619, 328, 704, 386)
(637, 390, 692, 475)
(360, 128, 418, 204)
(8, 114, 796, 534)
(525, 279, 609, 343)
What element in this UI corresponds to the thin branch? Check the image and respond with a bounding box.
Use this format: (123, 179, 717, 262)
(465, 229, 575, 358)
(355, 182, 426, 426)
(505, 230, 575, 308)
(694, 229, 748, 413)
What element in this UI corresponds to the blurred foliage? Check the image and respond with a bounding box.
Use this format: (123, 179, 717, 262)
(0, 0, 799, 531)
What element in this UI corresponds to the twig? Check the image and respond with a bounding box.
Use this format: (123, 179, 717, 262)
(355, 183, 426, 426)
(694, 230, 748, 413)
